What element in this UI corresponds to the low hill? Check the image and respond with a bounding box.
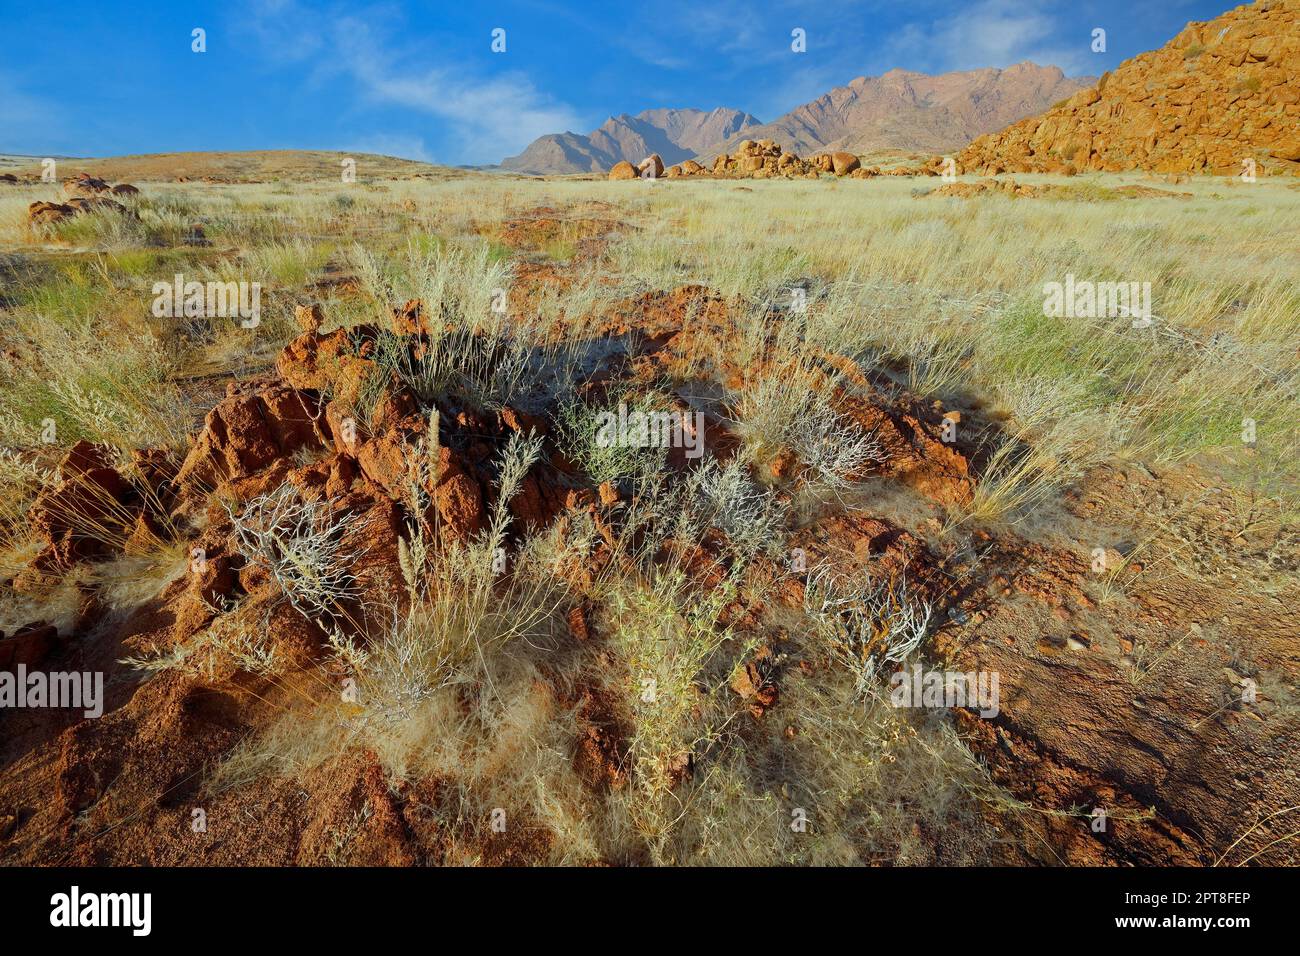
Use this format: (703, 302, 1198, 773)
(0, 150, 459, 183)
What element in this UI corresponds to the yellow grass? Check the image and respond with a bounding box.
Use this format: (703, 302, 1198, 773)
(2, 163, 1295, 865)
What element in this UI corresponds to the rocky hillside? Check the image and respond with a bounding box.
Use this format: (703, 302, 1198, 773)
(957, 0, 1300, 176)
(698, 64, 1093, 160)
(500, 107, 761, 175)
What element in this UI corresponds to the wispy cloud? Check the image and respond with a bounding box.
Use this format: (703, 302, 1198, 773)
(240, 0, 584, 164)
(884, 0, 1094, 75)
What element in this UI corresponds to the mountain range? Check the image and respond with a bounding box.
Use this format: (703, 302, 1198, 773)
(500, 107, 760, 175)
(500, 62, 1093, 174)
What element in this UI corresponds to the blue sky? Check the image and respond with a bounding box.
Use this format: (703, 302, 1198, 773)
(0, 0, 1242, 165)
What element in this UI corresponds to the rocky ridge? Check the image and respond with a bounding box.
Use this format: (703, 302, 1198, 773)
(956, 0, 1300, 176)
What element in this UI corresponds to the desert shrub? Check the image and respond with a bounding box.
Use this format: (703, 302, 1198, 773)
(339, 432, 554, 727)
(557, 392, 671, 487)
(214, 433, 572, 802)
(352, 239, 511, 332)
(228, 483, 362, 623)
(788, 400, 884, 490)
(805, 564, 936, 698)
(604, 564, 746, 804)
(351, 240, 536, 412)
(364, 322, 531, 416)
(675, 456, 787, 560)
(729, 371, 880, 487)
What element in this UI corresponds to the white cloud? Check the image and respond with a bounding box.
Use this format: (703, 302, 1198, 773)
(338, 21, 582, 162)
(240, 0, 583, 164)
(885, 0, 1092, 75)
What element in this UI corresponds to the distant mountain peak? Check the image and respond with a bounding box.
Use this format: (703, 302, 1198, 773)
(501, 63, 1092, 175)
(697, 63, 1094, 161)
(501, 107, 763, 175)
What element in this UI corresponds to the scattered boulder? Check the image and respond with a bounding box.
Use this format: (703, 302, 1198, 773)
(921, 177, 1194, 200)
(609, 141, 830, 182)
(277, 325, 376, 406)
(390, 299, 428, 335)
(122, 510, 168, 556)
(707, 139, 820, 179)
(830, 151, 861, 176)
(62, 174, 114, 199)
(731, 647, 780, 719)
(926, 179, 1049, 199)
(8, 442, 178, 582)
(608, 160, 638, 181)
(637, 154, 665, 179)
(27, 185, 131, 227)
(27, 441, 133, 571)
(27, 201, 77, 226)
(429, 446, 485, 539)
(67, 196, 126, 216)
